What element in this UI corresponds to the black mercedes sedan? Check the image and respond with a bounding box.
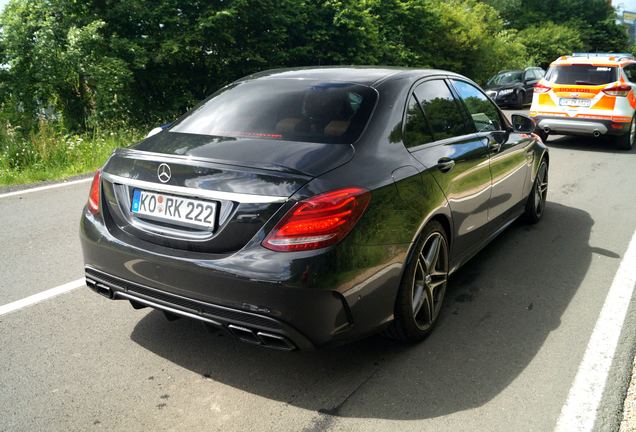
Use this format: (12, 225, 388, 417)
(80, 67, 549, 350)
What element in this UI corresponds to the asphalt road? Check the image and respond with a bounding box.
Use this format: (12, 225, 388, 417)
(1, 109, 635, 431)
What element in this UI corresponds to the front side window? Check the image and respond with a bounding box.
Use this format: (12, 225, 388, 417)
(413, 80, 472, 141)
(545, 65, 618, 85)
(170, 79, 378, 144)
(451, 80, 503, 132)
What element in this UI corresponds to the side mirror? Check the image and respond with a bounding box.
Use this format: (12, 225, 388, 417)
(511, 114, 536, 134)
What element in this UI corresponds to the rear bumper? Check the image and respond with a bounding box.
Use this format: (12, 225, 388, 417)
(85, 267, 306, 350)
(535, 116, 629, 136)
(80, 207, 406, 350)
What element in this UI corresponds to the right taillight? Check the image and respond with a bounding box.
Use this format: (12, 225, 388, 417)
(262, 187, 371, 252)
(87, 170, 101, 214)
(534, 82, 551, 94)
(603, 83, 631, 97)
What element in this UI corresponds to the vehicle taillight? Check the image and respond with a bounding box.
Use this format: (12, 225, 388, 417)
(262, 187, 371, 252)
(603, 83, 631, 97)
(534, 82, 551, 94)
(87, 170, 101, 214)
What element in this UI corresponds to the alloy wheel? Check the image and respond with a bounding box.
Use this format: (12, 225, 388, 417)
(534, 162, 548, 217)
(411, 232, 448, 331)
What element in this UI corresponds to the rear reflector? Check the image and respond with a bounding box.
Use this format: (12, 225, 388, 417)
(603, 84, 631, 97)
(87, 170, 101, 214)
(262, 187, 371, 252)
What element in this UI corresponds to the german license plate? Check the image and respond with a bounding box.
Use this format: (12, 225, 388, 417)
(131, 189, 216, 229)
(559, 98, 591, 107)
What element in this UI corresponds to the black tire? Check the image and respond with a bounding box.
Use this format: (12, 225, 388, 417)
(386, 221, 449, 342)
(513, 90, 525, 109)
(616, 115, 635, 150)
(525, 159, 548, 224)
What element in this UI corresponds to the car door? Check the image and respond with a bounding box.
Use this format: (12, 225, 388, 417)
(404, 79, 492, 259)
(449, 78, 532, 224)
(523, 69, 540, 104)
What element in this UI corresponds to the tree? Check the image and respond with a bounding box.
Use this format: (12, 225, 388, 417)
(517, 22, 584, 68)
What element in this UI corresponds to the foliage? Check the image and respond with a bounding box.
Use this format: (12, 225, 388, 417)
(0, 0, 630, 185)
(485, 0, 629, 66)
(517, 22, 584, 69)
(0, 117, 140, 185)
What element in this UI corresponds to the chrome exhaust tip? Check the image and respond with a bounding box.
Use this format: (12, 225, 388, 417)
(86, 278, 113, 299)
(593, 130, 601, 138)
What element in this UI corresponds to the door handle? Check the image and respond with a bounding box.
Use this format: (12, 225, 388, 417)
(436, 158, 455, 173)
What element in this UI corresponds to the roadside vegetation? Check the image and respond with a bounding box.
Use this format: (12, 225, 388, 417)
(0, 0, 629, 185)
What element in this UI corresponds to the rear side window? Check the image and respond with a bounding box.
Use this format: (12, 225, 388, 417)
(169, 79, 377, 144)
(623, 64, 636, 82)
(413, 80, 473, 141)
(451, 80, 503, 132)
(403, 95, 434, 148)
(545, 65, 618, 85)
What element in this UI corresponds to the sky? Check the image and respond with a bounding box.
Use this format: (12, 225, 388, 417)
(0, 0, 7, 12)
(615, 0, 636, 13)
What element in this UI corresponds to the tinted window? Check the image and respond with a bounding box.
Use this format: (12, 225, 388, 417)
(414, 80, 472, 141)
(452, 80, 502, 132)
(170, 79, 377, 144)
(403, 94, 434, 148)
(545, 65, 618, 85)
(624, 64, 636, 82)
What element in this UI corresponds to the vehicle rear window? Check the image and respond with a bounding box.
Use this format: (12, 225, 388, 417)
(169, 79, 377, 144)
(545, 65, 618, 85)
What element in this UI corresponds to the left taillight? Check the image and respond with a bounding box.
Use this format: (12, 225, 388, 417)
(262, 187, 371, 252)
(87, 170, 101, 214)
(603, 83, 631, 97)
(534, 82, 551, 94)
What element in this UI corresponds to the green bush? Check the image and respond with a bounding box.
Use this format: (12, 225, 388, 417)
(0, 117, 141, 185)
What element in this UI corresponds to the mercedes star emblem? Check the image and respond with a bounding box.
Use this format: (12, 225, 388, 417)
(157, 163, 171, 183)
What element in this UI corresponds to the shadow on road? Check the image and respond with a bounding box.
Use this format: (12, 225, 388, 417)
(546, 135, 636, 154)
(130, 202, 600, 420)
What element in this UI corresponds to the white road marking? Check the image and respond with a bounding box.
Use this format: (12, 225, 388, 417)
(0, 177, 91, 199)
(0, 279, 84, 317)
(555, 230, 636, 432)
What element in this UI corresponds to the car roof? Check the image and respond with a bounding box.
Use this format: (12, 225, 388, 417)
(552, 55, 636, 68)
(238, 66, 461, 88)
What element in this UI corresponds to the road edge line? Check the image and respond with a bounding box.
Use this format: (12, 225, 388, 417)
(555, 230, 636, 431)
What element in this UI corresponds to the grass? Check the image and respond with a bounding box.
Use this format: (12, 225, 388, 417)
(0, 122, 142, 186)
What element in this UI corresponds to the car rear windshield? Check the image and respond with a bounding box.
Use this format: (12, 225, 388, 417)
(169, 79, 378, 144)
(545, 65, 618, 85)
